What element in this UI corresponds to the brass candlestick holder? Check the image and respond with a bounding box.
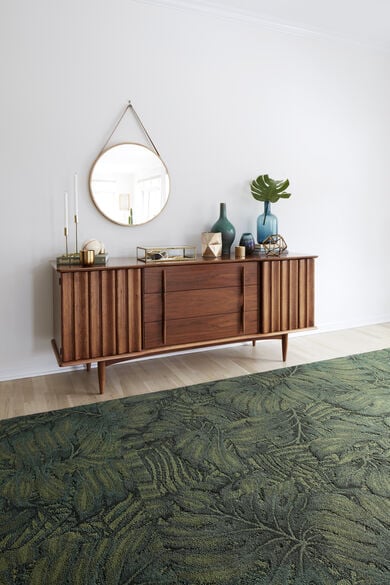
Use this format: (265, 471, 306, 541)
(74, 213, 79, 253)
(60, 220, 79, 264)
(64, 227, 69, 256)
(58, 199, 109, 266)
(58, 224, 109, 266)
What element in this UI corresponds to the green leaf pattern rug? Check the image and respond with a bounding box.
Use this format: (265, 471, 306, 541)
(1, 349, 390, 584)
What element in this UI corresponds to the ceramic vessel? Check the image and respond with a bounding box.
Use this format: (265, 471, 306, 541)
(239, 232, 255, 255)
(211, 203, 235, 257)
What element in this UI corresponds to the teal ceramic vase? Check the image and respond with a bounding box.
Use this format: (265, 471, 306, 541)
(211, 203, 236, 257)
(257, 201, 278, 244)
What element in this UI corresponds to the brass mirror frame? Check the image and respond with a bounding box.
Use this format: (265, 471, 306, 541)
(89, 142, 170, 227)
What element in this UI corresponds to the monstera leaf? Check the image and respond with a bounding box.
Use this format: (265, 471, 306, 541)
(250, 174, 291, 203)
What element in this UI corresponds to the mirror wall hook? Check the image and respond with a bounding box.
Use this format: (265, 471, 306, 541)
(100, 100, 160, 156)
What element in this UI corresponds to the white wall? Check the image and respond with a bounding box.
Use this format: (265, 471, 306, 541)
(1, 0, 390, 380)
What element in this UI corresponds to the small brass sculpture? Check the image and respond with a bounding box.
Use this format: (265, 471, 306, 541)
(262, 234, 287, 256)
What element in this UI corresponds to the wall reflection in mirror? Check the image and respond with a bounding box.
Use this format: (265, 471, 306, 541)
(89, 143, 170, 226)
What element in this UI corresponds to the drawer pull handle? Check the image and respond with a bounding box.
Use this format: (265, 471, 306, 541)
(162, 270, 167, 344)
(241, 266, 245, 333)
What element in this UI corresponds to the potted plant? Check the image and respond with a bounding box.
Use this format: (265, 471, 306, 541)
(250, 174, 291, 243)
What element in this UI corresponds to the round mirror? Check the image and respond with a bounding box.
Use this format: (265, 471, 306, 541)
(89, 143, 170, 226)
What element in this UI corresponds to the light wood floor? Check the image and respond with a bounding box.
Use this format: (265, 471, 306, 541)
(1, 323, 390, 421)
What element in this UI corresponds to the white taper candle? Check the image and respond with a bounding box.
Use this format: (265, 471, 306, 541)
(74, 173, 79, 216)
(64, 191, 69, 231)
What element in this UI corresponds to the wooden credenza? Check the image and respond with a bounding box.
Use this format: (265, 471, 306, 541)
(52, 254, 316, 393)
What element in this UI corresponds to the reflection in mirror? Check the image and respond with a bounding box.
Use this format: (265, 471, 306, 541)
(89, 143, 170, 226)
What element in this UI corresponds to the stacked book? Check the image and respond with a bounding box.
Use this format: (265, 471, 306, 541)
(56, 253, 109, 266)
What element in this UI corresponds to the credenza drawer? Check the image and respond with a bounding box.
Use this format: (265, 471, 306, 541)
(144, 284, 259, 323)
(144, 310, 259, 348)
(142, 263, 259, 349)
(143, 262, 258, 293)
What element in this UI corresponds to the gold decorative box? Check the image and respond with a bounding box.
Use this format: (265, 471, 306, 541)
(137, 246, 197, 263)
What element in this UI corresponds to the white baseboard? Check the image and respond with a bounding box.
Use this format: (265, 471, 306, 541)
(1, 317, 390, 383)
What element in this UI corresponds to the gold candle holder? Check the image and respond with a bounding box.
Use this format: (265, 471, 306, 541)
(235, 245, 245, 259)
(79, 250, 95, 266)
(74, 214, 79, 253)
(64, 227, 69, 256)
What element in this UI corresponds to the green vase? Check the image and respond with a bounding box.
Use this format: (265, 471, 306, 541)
(211, 202, 236, 257)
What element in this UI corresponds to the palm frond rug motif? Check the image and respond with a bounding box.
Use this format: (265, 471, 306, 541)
(1, 349, 390, 584)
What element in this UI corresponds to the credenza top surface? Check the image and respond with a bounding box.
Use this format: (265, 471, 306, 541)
(53, 253, 317, 272)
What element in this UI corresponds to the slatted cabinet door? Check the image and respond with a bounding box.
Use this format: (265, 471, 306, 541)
(260, 258, 315, 334)
(143, 262, 259, 349)
(58, 268, 142, 363)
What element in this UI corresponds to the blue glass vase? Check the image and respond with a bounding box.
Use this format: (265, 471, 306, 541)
(239, 233, 255, 255)
(257, 201, 278, 244)
(211, 202, 236, 257)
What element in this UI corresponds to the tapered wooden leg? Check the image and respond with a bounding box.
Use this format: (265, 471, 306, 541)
(86, 363, 91, 372)
(282, 334, 288, 361)
(98, 362, 106, 394)
(252, 340, 256, 347)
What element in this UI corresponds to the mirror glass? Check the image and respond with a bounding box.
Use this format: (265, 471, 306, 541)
(89, 143, 170, 226)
